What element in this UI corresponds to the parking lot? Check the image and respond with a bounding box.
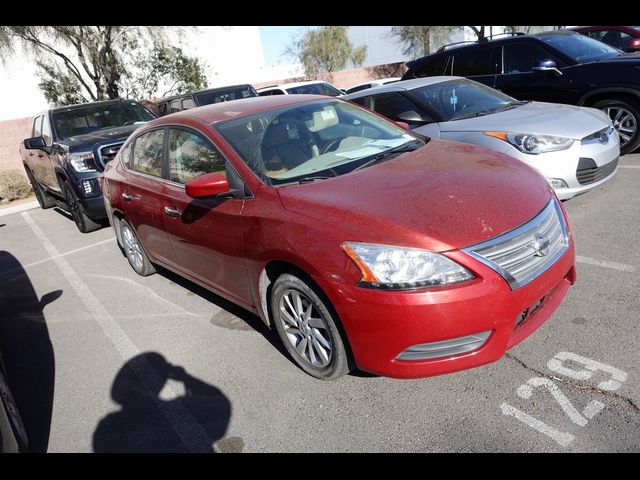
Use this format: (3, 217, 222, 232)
(0, 154, 639, 453)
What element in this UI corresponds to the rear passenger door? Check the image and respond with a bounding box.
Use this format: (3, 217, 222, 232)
(494, 41, 574, 103)
(451, 46, 500, 88)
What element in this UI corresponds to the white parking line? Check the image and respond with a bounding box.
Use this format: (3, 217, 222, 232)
(618, 165, 640, 169)
(21, 211, 215, 453)
(575, 255, 635, 272)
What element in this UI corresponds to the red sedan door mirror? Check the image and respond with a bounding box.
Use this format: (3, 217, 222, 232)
(627, 38, 640, 53)
(185, 172, 229, 198)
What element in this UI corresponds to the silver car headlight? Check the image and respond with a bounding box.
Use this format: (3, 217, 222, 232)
(485, 131, 574, 154)
(63, 151, 97, 172)
(341, 242, 474, 290)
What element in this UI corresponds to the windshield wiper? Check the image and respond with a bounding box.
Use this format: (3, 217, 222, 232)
(296, 175, 333, 184)
(353, 141, 422, 172)
(493, 100, 530, 113)
(452, 111, 490, 121)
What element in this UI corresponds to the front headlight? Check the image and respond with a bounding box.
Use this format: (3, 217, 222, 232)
(341, 242, 474, 290)
(485, 131, 574, 154)
(64, 151, 97, 172)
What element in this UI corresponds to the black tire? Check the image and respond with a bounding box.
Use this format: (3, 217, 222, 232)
(270, 273, 351, 380)
(25, 169, 55, 209)
(119, 218, 156, 276)
(62, 181, 102, 233)
(592, 97, 640, 155)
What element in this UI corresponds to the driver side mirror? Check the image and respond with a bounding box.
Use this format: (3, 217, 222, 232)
(185, 172, 230, 198)
(396, 110, 429, 125)
(24, 136, 47, 149)
(626, 38, 640, 53)
(532, 59, 563, 76)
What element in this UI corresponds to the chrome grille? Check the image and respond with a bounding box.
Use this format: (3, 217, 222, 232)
(462, 198, 569, 290)
(97, 142, 124, 166)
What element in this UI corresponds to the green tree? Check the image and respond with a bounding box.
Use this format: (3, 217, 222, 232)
(287, 26, 367, 78)
(0, 26, 207, 106)
(390, 26, 459, 58)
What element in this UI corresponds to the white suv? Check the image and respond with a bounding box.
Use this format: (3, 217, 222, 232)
(257, 80, 344, 97)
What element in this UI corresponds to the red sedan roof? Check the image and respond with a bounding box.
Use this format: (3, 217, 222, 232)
(150, 94, 332, 126)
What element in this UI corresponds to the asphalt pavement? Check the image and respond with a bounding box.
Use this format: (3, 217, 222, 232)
(0, 154, 638, 452)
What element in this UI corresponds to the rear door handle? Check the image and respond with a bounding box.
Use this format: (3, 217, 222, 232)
(122, 193, 133, 202)
(164, 207, 182, 217)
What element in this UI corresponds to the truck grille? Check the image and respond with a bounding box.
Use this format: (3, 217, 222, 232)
(462, 198, 569, 290)
(97, 142, 124, 166)
(576, 157, 618, 185)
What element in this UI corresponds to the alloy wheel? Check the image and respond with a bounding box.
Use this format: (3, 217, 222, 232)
(604, 106, 637, 148)
(277, 289, 333, 368)
(121, 224, 144, 271)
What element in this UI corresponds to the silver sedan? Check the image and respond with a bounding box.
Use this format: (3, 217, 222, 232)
(344, 77, 620, 200)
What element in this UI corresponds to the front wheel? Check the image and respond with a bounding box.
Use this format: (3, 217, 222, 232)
(592, 97, 640, 154)
(270, 273, 351, 380)
(63, 181, 102, 233)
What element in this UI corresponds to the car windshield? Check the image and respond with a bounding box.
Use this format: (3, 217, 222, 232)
(409, 79, 521, 121)
(285, 83, 343, 96)
(194, 85, 257, 105)
(540, 33, 621, 62)
(52, 101, 155, 140)
(215, 99, 424, 186)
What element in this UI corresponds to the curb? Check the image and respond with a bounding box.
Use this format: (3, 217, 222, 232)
(0, 200, 40, 218)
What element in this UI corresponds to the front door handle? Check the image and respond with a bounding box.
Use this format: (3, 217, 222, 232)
(122, 193, 133, 202)
(164, 206, 182, 218)
(37, 153, 44, 158)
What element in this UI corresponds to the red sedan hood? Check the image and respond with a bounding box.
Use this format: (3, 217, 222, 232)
(277, 140, 553, 252)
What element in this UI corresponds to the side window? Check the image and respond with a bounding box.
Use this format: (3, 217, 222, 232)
(349, 97, 368, 107)
(131, 129, 164, 177)
(182, 97, 196, 110)
(272, 89, 285, 95)
(369, 93, 425, 121)
(415, 56, 447, 77)
(41, 114, 52, 145)
(168, 128, 226, 184)
(119, 140, 134, 167)
(32, 115, 43, 138)
(503, 43, 560, 74)
(452, 48, 494, 77)
(169, 99, 181, 114)
(158, 103, 169, 116)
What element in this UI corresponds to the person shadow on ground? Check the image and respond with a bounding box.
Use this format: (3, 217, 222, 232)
(93, 352, 232, 453)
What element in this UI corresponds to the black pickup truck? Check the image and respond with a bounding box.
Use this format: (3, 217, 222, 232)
(21, 99, 156, 232)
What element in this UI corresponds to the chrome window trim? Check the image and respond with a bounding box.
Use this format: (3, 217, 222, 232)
(462, 197, 569, 290)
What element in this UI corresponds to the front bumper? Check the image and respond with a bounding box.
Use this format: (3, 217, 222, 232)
(314, 241, 575, 379)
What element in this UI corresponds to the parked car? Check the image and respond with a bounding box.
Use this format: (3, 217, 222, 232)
(345, 76, 619, 200)
(343, 77, 401, 95)
(402, 30, 640, 154)
(21, 99, 157, 232)
(156, 84, 258, 116)
(257, 80, 344, 97)
(570, 26, 640, 53)
(102, 95, 576, 380)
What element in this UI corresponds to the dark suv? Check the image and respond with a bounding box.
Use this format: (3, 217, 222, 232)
(156, 84, 257, 116)
(21, 99, 157, 232)
(402, 30, 640, 153)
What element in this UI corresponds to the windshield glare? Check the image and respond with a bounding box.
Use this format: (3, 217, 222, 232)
(215, 100, 421, 185)
(411, 79, 518, 121)
(540, 34, 621, 62)
(286, 83, 343, 96)
(52, 102, 155, 140)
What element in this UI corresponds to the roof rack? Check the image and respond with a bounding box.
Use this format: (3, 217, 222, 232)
(437, 31, 526, 52)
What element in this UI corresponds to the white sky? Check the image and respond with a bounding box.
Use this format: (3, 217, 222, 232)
(0, 26, 304, 122)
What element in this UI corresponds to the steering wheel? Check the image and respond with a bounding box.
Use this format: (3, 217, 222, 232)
(320, 137, 346, 154)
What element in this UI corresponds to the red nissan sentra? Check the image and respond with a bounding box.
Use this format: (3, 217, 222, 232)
(102, 95, 576, 380)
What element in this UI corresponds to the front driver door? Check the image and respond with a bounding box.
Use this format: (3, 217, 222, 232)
(161, 126, 252, 307)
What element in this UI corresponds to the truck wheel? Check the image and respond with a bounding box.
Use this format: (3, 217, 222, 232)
(592, 97, 640, 154)
(26, 169, 55, 209)
(62, 181, 102, 233)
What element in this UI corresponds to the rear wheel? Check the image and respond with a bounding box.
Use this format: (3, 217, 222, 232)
(119, 218, 156, 276)
(25, 169, 55, 209)
(270, 273, 351, 380)
(592, 97, 640, 154)
(63, 181, 102, 233)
